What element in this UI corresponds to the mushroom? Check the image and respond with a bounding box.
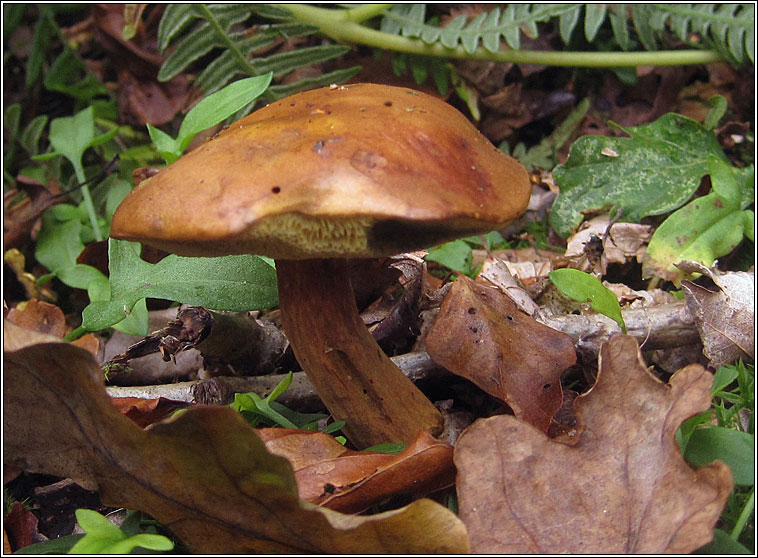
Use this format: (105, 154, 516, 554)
(110, 83, 531, 448)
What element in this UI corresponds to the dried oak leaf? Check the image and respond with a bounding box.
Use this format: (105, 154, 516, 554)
(257, 428, 456, 514)
(426, 275, 576, 431)
(3, 322, 469, 554)
(455, 335, 733, 554)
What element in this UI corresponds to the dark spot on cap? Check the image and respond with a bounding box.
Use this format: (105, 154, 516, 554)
(271, 186, 281, 194)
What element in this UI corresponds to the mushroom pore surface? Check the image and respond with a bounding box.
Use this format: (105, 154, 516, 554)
(110, 83, 530, 258)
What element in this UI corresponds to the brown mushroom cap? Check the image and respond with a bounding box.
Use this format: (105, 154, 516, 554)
(111, 83, 530, 259)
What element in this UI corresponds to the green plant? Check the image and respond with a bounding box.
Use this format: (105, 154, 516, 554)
(642, 156, 754, 284)
(500, 98, 591, 171)
(425, 231, 509, 277)
(261, 3, 752, 68)
(148, 73, 273, 164)
(550, 112, 731, 239)
(12, 509, 175, 555)
(230, 372, 346, 441)
(68, 509, 174, 554)
(548, 268, 627, 332)
(156, 4, 361, 100)
(678, 361, 755, 553)
(63, 75, 278, 337)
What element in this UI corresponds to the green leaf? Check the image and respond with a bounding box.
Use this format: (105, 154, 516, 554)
(34, 211, 85, 273)
(148, 73, 273, 163)
(548, 268, 626, 333)
(363, 442, 408, 455)
(48, 106, 95, 170)
(704, 94, 728, 130)
(425, 239, 473, 275)
(177, 73, 273, 153)
(551, 113, 727, 238)
(81, 240, 279, 332)
(684, 427, 754, 486)
(642, 159, 754, 284)
(712, 365, 740, 396)
(69, 509, 173, 554)
(13, 534, 84, 554)
(694, 528, 752, 554)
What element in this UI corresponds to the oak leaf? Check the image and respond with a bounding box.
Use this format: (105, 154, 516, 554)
(3, 322, 469, 554)
(258, 428, 455, 513)
(426, 275, 576, 431)
(454, 335, 733, 553)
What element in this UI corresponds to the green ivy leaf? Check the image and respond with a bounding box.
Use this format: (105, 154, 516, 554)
(642, 158, 754, 284)
(549, 268, 626, 333)
(551, 113, 727, 238)
(81, 240, 279, 333)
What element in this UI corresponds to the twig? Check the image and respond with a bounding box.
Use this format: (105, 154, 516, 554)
(107, 302, 699, 404)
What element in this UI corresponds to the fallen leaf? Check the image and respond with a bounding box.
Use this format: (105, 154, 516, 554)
(678, 262, 755, 367)
(6, 299, 100, 356)
(3, 179, 57, 252)
(3, 322, 469, 553)
(111, 397, 189, 428)
(455, 335, 733, 554)
(564, 214, 653, 275)
(4, 502, 45, 552)
(257, 428, 456, 514)
(6, 299, 67, 338)
(426, 275, 576, 432)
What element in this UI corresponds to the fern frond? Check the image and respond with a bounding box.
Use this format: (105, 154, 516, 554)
(647, 4, 754, 64)
(374, 3, 753, 65)
(380, 4, 575, 52)
(156, 4, 360, 101)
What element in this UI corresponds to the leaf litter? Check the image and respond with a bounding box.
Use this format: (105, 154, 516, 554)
(4, 322, 468, 554)
(454, 335, 733, 554)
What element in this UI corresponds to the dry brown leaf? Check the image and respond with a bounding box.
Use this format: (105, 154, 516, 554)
(564, 215, 653, 275)
(3, 322, 469, 554)
(679, 262, 755, 368)
(455, 335, 733, 554)
(111, 396, 189, 428)
(4, 502, 44, 553)
(6, 300, 100, 356)
(258, 428, 455, 514)
(6, 299, 67, 338)
(426, 275, 576, 432)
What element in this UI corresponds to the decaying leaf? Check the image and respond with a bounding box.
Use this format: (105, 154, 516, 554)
(3, 322, 469, 554)
(426, 275, 576, 432)
(111, 396, 189, 428)
(564, 214, 653, 275)
(455, 335, 733, 554)
(678, 261, 755, 367)
(6, 299, 99, 355)
(258, 428, 455, 514)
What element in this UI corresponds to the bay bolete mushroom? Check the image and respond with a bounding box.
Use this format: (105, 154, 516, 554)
(110, 83, 530, 448)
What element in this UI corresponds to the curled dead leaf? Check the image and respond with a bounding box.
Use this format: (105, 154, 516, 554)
(258, 428, 455, 514)
(426, 275, 576, 431)
(3, 322, 468, 553)
(455, 335, 733, 554)
(678, 262, 754, 367)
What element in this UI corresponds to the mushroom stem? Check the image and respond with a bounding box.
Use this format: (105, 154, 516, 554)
(276, 258, 443, 448)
